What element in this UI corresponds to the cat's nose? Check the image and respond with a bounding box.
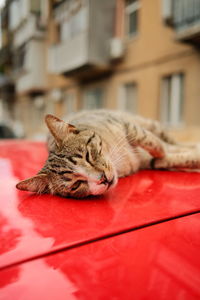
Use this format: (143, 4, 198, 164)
(99, 172, 114, 187)
(99, 172, 108, 184)
(108, 177, 114, 187)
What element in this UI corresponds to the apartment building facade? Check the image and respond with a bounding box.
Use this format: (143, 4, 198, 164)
(0, 0, 200, 139)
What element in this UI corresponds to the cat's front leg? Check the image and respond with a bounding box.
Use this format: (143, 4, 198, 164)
(126, 122, 166, 158)
(153, 152, 200, 171)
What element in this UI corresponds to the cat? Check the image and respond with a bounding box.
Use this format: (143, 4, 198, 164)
(16, 110, 200, 198)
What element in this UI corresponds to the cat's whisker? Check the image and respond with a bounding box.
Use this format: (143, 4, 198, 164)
(110, 147, 129, 165)
(109, 135, 128, 156)
(112, 144, 140, 165)
(53, 179, 69, 194)
(109, 133, 138, 158)
(112, 153, 128, 165)
(114, 148, 139, 162)
(109, 139, 128, 158)
(113, 154, 127, 163)
(111, 144, 132, 162)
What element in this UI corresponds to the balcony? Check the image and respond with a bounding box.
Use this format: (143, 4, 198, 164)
(9, 0, 41, 32)
(15, 40, 47, 95)
(48, 0, 116, 76)
(13, 15, 45, 48)
(163, 0, 200, 44)
(173, 0, 200, 43)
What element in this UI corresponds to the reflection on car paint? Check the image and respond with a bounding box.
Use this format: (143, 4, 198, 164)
(0, 141, 200, 271)
(0, 214, 200, 300)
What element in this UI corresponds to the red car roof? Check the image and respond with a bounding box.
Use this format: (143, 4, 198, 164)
(0, 140, 200, 270)
(1, 213, 200, 300)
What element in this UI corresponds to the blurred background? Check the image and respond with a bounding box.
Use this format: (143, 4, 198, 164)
(0, 0, 200, 141)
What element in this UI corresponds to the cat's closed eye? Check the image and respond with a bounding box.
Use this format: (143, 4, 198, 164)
(90, 148, 99, 160)
(86, 151, 94, 165)
(71, 180, 87, 191)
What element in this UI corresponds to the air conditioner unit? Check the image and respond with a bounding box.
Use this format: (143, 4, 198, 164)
(110, 38, 125, 60)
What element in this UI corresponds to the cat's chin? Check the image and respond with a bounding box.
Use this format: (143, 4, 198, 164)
(88, 182, 109, 196)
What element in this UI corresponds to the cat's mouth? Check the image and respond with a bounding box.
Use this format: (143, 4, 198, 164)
(73, 165, 117, 196)
(104, 176, 116, 190)
(88, 176, 117, 196)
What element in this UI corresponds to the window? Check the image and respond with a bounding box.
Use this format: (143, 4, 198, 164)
(160, 73, 184, 126)
(125, 0, 140, 37)
(9, 0, 20, 30)
(9, 0, 30, 30)
(55, 0, 88, 42)
(83, 87, 104, 110)
(118, 83, 138, 112)
(59, 8, 88, 42)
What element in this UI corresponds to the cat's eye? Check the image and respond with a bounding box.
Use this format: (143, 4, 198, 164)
(86, 149, 97, 163)
(98, 146, 102, 155)
(91, 148, 98, 160)
(86, 151, 90, 162)
(71, 180, 86, 191)
(74, 154, 83, 159)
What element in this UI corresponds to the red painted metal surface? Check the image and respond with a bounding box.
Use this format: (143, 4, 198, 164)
(0, 213, 200, 300)
(0, 140, 200, 270)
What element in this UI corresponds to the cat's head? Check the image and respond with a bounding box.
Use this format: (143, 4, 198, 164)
(16, 114, 117, 198)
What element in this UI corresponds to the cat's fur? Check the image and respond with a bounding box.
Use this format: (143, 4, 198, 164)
(16, 110, 200, 198)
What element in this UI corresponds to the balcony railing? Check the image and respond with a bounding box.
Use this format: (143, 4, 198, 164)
(9, 0, 42, 32)
(16, 70, 47, 95)
(15, 40, 47, 94)
(48, 32, 88, 74)
(163, 0, 200, 43)
(13, 15, 45, 48)
(172, 0, 200, 31)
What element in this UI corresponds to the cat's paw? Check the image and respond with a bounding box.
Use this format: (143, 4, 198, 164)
(149, 142, 166, 159)
(152, 157, 169, 169)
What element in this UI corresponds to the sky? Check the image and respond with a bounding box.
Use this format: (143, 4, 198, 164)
(0, 0, 5, 48)
(0, 0, 5, 8)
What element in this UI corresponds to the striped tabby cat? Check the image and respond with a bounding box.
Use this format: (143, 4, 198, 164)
(16, 110, 200, 198)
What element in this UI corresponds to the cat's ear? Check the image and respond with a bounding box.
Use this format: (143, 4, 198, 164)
(45, 114, 77, 147)
(16, 174, 48, 193)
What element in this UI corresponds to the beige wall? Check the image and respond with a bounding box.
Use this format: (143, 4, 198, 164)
(68, 0, 200, 130)
(111, 50, 200, 124)
(25, 0, 200, 141)
(115, 0, 192, 68)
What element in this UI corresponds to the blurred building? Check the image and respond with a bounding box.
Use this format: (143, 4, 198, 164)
(0, 0, 200, 140)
